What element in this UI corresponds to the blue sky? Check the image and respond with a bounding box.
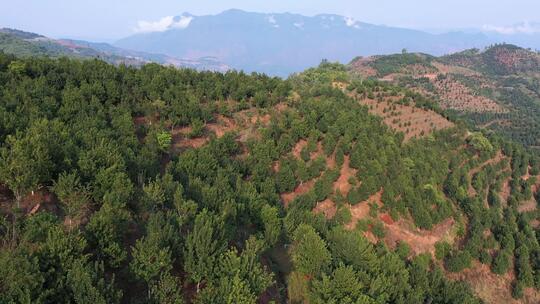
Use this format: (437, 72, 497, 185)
(2, 0, 540, 41)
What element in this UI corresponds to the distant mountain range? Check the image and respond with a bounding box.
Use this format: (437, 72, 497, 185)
(0, 28, 229, 72)
(3, 11, 540, 77)
(115, 9, 497, 76)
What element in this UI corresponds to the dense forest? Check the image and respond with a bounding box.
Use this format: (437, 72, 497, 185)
(0, 53, 539, 303)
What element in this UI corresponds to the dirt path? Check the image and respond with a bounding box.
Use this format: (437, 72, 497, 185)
(384, 217, 455, 256)
(333, 155, 356, 195)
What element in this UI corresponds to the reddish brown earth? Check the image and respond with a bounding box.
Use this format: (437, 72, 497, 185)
(384, 217, 455, 256)
(346, 190, 383, 230)
(171, 126, 208, 152)
(281, 179, 316, 207)
(313, 199, 337, 218)
(500, 177, 512, 204)
(432, 76, 506, 113)
(431, 62, 480, 77)
(206, 115, 237, 138)
(359, 97, 454, 141)
(333, 155, 356, 195)
(380, 213, 394, 225)
(344, 188, 455, 256)
(447, 261, 540, 304)
(349, 57, 378, 77)
(518, 198, 538, 213)
(292, 140, 308, 159)
(518, 174, 540, 213)
(350, 56, 507, 114)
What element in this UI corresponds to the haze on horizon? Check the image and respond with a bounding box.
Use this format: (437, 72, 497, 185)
(2, 0, 540, 41)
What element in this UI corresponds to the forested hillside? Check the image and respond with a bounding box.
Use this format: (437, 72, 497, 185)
(350, 44, 540, 151)
(0, 28, 229, 72)
(1, 54, 540, 304)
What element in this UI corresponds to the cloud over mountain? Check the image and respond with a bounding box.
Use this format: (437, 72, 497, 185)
(135, 14, 193, 33)
(482, 22, 540, 35)
(117, 9, 496, 76)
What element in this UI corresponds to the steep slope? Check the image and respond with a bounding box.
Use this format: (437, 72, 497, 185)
(115, 9, 493, 76)
(350, 44, 540, 150)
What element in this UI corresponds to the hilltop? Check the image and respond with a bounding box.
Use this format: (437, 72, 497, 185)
(0, 52, 539, 303)
(350, 44, 540, 150)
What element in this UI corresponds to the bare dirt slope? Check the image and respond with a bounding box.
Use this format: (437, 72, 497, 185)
(359, 97, 454, 142)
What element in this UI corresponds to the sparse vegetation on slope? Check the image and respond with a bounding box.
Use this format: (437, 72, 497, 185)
(350, 44, 540, 151)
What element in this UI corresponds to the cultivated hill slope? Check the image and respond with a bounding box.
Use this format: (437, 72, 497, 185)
(1, 54, 540, 303)
(350, 44, 540, 150)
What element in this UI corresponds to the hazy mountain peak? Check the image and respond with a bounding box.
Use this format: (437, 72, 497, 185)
(116, 10, 498, 76)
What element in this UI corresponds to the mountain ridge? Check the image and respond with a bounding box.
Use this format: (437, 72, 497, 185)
(115, 9, 495, 76)
(0, 28, 229, 71)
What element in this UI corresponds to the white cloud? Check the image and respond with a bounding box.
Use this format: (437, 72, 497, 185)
(135, 15, 193, 33)
(294, 22, 304, 29)
(266, 15, 279, 28)
(344, 17, 361, 29)
(482, 22, 540, 35)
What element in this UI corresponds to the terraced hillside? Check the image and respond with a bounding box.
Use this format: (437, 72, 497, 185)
(350, 44, 540, 150)
(1, 54, 540, 304)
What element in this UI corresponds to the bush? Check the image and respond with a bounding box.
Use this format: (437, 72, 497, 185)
(435, 241, 452, 260)
(446, 250, 472, 273)
(492, 250, 511, 275)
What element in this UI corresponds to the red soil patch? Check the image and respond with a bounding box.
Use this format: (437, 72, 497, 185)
(171, 126, 208, 152)
(206, 115, 237, 138)
(345, 187, 455, 256)
(281, 179, 316, 208)
(447, 261, 540, 304)
(250, 114, 271, 125)
(519, 175, 540, 213)
(500, 177, 512, 203)
(345, 190, 383, 230)
(235, 108, 272, 127)
(431, 62, 480, 77)
(432, 76, 505, 113)
(349, 57, 378, 77)
(379, 213, 394, 225)
(384, 218, 455, 256)
(292, 140, 308, 159)
(326, 151, 337, 170)
(518, 199, 537, 213)
(313, 199, 337, 219)
(333, 155, 356, 195)
(359, 97, 454, 142)
(291, 140, 325, 162)
(18, 189, 59, 215)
